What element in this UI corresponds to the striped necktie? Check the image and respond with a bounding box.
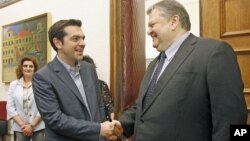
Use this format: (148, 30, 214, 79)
(143, 52, 166, 110)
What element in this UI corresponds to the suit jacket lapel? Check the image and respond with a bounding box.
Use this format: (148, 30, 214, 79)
(138, 55, 159, 112)
(142, 34, 197, 114)
(50, 57, 86, 107)
(79, 63, 98, 119)
(141, 57, 159, 97)
(15, 81, 24, 107)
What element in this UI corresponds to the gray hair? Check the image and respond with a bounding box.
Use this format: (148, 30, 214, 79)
(147, 0, 191, 31)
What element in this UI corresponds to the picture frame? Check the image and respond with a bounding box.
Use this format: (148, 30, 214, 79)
(2, 13, 52, 82)
(0, 0, 21, 9)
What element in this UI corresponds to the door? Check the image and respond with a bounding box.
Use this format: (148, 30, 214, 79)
(200, 0, 250, 124)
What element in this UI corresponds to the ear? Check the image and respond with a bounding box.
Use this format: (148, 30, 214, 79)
(53, 37, 62, 49)
(170, 15, 180, 30)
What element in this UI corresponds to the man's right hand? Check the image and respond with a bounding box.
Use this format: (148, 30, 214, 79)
(100, 120, 123, 140)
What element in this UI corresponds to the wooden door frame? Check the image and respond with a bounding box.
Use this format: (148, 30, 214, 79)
(110, 0, 145, 118)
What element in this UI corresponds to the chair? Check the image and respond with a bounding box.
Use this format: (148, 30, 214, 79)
(0, 101, 8, 141)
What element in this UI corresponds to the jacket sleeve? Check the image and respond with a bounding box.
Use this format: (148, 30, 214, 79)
(119, 100, 137, 138)
(6, 80, 18, 120)
(207, 42, 248, 141)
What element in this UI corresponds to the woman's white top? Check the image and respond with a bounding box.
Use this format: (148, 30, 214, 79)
(6, 78, 45, 132)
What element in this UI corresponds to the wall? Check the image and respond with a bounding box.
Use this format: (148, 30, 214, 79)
(0, 0, 200, 100)
(145, 0, 200, 58)
(0, 0, 110, 100)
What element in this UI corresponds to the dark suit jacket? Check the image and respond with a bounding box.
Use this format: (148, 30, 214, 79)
(33, 57, 105, 141)
(119, 34, 247, 141)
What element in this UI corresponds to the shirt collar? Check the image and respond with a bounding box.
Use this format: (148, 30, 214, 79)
(19, 77, 32, 88)
(56, 56, 80, 73)
(163, 32, 190, 61)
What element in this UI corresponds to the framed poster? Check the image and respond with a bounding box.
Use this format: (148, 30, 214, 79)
(2, 13, 51, 82)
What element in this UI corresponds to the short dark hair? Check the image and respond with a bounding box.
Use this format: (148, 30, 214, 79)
(48, 19, 82, 51)
(82, 55, 96, 68)
(16, 57, 38, 79)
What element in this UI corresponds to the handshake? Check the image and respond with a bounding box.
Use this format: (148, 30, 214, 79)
(100, 119, 123, 141)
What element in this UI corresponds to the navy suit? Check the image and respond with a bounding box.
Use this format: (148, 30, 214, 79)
(33, 57, 105, 141)
(119, 34, 247, 141)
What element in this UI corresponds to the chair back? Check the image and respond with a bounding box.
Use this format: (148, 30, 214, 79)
(0, 101, 7, 120)
(0, 101, 7, 137)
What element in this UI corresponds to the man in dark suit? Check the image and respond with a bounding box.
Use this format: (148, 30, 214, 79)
(118, 0, 247, 141)
(32, 19, 121, 141)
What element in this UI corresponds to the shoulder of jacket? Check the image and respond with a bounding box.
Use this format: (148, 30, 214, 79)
(10, 79, 19, 86)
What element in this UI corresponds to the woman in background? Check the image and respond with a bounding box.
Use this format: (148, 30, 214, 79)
(82, 55, 114, 121)
(6, 57, 45, 141)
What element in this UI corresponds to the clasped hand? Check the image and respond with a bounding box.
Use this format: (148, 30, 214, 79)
(101, 120, 123, 141)
(20, 124, 33, 136)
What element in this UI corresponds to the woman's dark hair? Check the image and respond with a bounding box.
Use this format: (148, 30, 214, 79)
(82, 55, 96, 68)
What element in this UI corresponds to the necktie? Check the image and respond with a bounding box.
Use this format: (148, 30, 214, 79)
(143, 52, 166, 110)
